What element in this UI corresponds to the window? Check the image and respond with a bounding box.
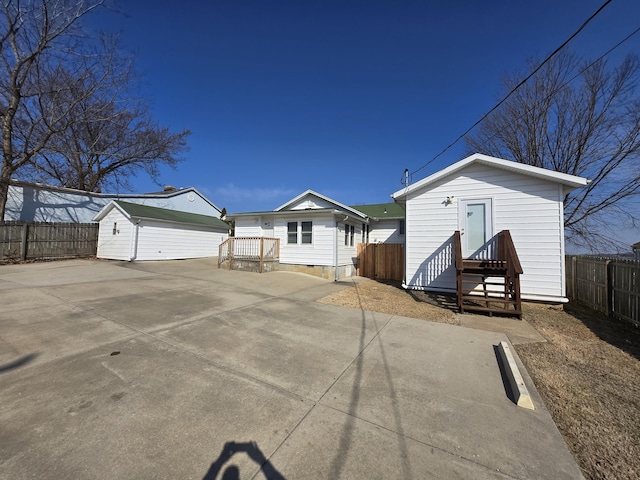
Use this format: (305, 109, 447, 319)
(301, 221, 312, 244)
(399, 219, 405, 235)
(362, 223, 365, 243)
(345, 224, 355, 246)
(287, 222, 297, 244)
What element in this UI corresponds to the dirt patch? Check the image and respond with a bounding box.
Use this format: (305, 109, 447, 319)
(318, 278, 640, 480)
(317, 278, 458, 324)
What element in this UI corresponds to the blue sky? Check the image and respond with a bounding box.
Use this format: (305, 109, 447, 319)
(91, 0, 640, 244)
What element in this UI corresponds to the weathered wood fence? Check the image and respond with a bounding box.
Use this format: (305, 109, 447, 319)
(0, 222, 98, 262)
(357, 243, 404, 282)
(566, 255, 639, 326)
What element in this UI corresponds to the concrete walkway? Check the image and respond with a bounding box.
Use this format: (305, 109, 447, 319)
(0, 259, 583, 479)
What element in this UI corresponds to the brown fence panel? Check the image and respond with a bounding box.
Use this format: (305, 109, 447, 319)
(357, 243, 403, 281)
(566, 255, 639, 327)
(0, 223, 22, 260)
(0, 222, 98, 262)
(610, 261, 639, 326)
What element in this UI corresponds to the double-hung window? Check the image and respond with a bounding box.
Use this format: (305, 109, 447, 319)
(344, 224, 355, 246)
(287, 222, 298, 244)
(288, 221, 312, 244)
(301, 221, 312, 244)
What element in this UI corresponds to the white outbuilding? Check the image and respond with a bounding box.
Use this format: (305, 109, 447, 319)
(94, 200, 229, 261)
(392, 153, 589, 303)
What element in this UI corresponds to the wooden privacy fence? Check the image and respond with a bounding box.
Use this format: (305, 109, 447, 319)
(566, 255, 639, 326)
(0, 222, 98, 262)
(357, 243, 404, 282)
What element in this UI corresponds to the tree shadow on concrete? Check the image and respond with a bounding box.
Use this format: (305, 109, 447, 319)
(0, 353, 38, 374)
(202, 441, 285, 480)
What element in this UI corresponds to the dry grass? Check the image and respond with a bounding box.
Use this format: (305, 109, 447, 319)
(318, 278, 640, 480)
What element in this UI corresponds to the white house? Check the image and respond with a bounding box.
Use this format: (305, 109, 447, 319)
(94, 201, 229, 261)
(392, 153, 588, 303)
(229, 190, 370, 280)
(5, 180, 221, 223)
(350, 202, 405, 244)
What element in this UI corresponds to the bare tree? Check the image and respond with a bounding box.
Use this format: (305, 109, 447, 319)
(32, 52, 190, 192)
(0, 0, 190, 219)
(465, 51, 640, 252)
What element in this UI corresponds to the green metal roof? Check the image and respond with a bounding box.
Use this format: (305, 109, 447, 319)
(351, 203, 405, 219)
(114, 201, 229, 229)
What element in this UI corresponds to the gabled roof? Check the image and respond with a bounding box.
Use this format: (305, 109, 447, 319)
(351, 202, 405, 220)
(392, 153, 589, 200)
(93, 200, 229, 229)
(632, 242, 640, 250)
(274, 189, 368, 219)
(9, 179, 221, 212)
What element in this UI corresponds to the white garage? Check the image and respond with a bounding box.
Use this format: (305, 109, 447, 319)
(94, 201, 229, 261)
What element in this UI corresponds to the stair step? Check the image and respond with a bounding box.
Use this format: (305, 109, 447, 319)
(461, 296, 516, 304)
(460, 280, 507, 286)
(461, 304, 522, 317)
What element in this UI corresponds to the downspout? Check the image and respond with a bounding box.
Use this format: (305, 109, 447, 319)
(130, 219, 140, 261)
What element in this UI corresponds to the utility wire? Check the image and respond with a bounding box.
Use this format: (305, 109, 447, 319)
(473, 24, 640, 157)
(403, 0, 613, 185)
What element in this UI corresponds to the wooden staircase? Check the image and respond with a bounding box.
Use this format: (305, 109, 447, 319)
(454, 230, 523, 319)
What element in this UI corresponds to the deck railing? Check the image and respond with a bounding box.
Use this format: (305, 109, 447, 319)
(497, 230, 523, 276)
(454, 229, 523, 317)
(218, 237, 280, 273)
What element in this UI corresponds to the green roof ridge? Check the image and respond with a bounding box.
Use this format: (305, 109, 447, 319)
(113, 200, 228, 229)
(351, 202, 405, 219)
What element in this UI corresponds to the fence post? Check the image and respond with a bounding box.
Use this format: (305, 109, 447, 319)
(571, 256, 576, 300)
(20, 223, 28, 261)
(606, 260, 612, 318)
(259, 237, 264, 274)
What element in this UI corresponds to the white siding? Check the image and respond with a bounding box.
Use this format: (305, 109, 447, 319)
(5, 184, 220, 223)
(96, 209, 134, 260)
(234, 217, 263, 237)
(135, 221, 227, 261)
(337, 222, 360, 267)
(132, 193, 219, 217)
(405, 163, 565, 300)
(369, 219, 404, 244)
(276, 214, 336, 266)
(287, 197, 337, 211)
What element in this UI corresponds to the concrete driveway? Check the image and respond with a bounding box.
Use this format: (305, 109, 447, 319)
(0, 258, 582, 479)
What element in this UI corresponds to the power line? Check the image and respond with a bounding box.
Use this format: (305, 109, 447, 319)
(404, 0, 614, 185)
(472, 24, 640, 157)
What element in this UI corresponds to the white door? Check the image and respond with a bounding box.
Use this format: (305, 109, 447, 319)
(459, 198, 493, 258)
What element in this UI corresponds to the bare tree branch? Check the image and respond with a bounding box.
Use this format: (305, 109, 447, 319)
(0, 0, 190, 219)
(466, 51, 640, 252)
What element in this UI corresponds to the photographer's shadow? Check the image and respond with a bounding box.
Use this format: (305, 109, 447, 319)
(203, 441, 286, 480)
